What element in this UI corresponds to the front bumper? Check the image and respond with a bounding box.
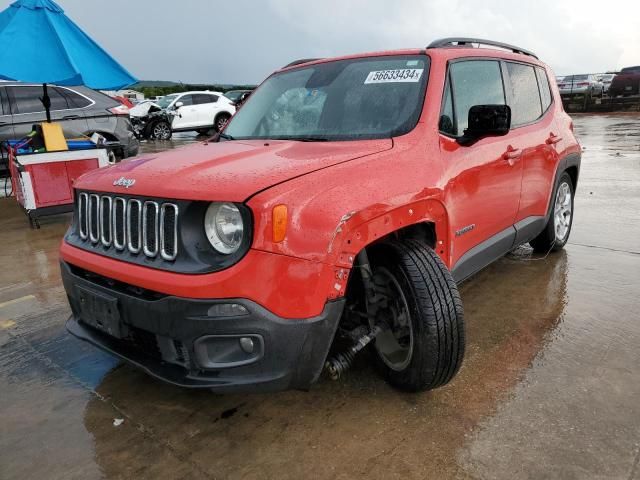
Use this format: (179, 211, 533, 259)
(61, 261, 344, 392)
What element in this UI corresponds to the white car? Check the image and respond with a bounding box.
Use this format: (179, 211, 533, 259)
(155, 91, 236, 134)
(557, 74, 604, 98)
(597, 74, 615, 94)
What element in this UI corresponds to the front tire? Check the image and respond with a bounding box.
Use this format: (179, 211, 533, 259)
(149, 120, 172, 140)
(530, 172, 574, 253)
(369, 239, 465, 392)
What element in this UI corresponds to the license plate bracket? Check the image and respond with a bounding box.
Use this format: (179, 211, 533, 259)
(77, 286, 126, 339)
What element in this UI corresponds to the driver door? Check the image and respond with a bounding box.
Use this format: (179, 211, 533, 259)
(439, 59, 523, 278)
(171, 94, 195, 130)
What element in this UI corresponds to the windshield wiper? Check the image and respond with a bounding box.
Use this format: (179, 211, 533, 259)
(218, 132, 235, 141)
(281, 136, 329, 142)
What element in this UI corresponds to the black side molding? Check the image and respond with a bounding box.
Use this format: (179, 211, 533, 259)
(451, 226, 516, 283)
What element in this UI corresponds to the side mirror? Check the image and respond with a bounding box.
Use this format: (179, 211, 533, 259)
(459, 104, 511, 146)
(174, 101, 184, 109)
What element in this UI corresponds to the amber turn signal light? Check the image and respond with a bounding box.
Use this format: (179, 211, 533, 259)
(272, 205, 288, 243)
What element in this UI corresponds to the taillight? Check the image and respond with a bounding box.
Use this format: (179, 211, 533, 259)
(576, 82, 589, 87)
(108, 105, 130, 116)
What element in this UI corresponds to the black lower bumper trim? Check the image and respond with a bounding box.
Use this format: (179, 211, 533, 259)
(61, 261, 345, 393)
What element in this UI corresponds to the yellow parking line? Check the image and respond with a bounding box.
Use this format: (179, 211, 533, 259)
(0, 295, 36, 309)
(0, 319, 16, 329)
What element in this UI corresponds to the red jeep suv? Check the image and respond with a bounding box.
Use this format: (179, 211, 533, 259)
(60, 38, 580, 393)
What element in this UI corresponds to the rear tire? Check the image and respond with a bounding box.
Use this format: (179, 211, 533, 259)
(215, 113, 231, 132)
(530, 172, 574, 253)
(369, 239, 465, 392)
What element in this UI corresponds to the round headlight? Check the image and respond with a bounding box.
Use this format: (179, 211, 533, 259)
(204, 202, 244, 254)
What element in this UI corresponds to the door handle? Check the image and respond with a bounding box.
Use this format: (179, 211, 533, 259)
(502, 145, 521, 165)
(546, 133, 563, 145)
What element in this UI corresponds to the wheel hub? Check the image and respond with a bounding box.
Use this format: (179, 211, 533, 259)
(368, 267, 414, 371)
(553, 181, 572, 242)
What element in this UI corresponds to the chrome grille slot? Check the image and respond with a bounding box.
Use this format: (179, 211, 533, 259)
(78, 193, 88, 240)
(113, 197, 126, 250)
(88, 194, 100, 243)
(100, 196, 113, 246)
(160, 203, 178, 261)
(142, 201, 159, 257)
(127, 199, 142, 253)
(75, 192, 179, 263)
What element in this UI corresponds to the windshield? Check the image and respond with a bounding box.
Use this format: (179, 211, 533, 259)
(224, 55, 429, 141)
(156, 94, 179, 109)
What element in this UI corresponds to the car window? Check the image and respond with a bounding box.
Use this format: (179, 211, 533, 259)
(536, 68, 552, 113)
(57, 88, 92, 108)
(505, 62, 542, 126)
(193, 94, 218, 105)
(448, 60, 505, 135)
(177, 94, 193, 106)
(9, 85, 70, 114)
(0, 87, 7, 116)
(439, 77, 455, 135)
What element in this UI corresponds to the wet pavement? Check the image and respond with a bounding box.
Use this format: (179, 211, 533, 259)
(1, 116, 639, 479)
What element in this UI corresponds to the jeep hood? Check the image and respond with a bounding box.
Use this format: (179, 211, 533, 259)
(76, 139, 392, 201)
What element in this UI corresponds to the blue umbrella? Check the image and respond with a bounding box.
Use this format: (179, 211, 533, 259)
(0, 0, 136, 121)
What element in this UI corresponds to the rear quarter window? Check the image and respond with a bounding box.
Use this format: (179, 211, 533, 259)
(57, 88, 92, 108)
(535, 67, 552, 113)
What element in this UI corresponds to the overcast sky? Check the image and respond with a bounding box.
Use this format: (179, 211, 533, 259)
(18, 0, 640, 84)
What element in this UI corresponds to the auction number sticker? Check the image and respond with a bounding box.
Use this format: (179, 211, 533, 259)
(364, 68, 423, 84)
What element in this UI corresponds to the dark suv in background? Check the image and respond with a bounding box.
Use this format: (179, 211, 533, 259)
(0, 82, 139, 159)
(609, 66, 640, 97)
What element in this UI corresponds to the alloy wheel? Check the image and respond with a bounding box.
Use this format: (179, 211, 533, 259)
(153, 123, 171, 140)
(554, 181, 572, 242)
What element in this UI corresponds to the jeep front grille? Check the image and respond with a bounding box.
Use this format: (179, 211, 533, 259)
(77, 192, 179, 261)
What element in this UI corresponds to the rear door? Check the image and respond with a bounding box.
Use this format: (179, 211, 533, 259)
(7, 85, 89, 139)
(192, 93, 219, 128)
(439, 58, 524, 273)
(511, 64, 561, 239)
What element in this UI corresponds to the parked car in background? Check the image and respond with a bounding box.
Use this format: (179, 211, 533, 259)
(0, 82, 139, 159)
(155, 91, 236, 134)
(608, 66, 640, 97)
(111, 95, 134, 108)
(597, 74, 615, 94)
(558, 74, 603, 99)
(224, 89, 253, 104)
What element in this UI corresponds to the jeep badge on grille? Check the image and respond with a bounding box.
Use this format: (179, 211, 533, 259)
(113, 177, 136, 188)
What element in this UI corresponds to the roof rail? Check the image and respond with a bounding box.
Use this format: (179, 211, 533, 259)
(283, 58, 323, 68)
(427, 37, 538, 59)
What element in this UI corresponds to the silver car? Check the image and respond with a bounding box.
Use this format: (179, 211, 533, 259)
(557, 74, 604, 98)
(0, 82, 139, 159)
